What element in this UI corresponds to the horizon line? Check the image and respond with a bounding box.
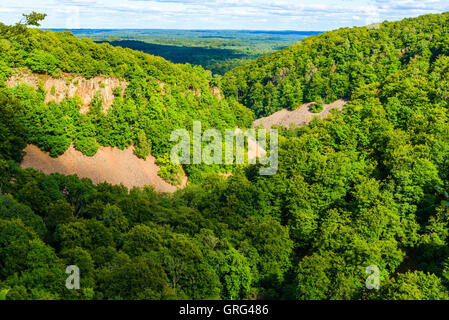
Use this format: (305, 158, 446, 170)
(42, 28, 325, 33)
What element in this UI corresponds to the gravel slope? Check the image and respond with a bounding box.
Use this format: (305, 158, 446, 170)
(253, 99, 348, 130)
(21, 144, 186, 192)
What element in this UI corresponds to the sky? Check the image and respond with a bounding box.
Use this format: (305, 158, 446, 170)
(0, 0, 448, 31)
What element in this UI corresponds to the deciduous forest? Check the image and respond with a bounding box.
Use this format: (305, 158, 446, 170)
(67, 29, 319, 75)
(1, 11, 449, 300)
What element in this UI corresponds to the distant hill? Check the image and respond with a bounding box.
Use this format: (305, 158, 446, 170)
(57, 29, 322, 74)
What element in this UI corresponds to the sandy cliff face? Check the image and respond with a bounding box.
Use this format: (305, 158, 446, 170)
(7, 69, 128, 113)
(21, 144, 187, 193)
(211, 86, 222, 100)
(253, 99, 348, 130)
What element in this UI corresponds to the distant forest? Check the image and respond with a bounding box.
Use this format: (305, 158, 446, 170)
(56, 29, 322, 74)
(5, 11, 449, 301)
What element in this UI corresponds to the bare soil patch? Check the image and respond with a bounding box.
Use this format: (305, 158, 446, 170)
(21, 144, 186, 193)
(253, 99, 348, 130)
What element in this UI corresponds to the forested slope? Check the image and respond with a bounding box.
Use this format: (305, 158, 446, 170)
(222, 12, 449, 118)
(0, 20, 253, 183)
(1, 12, 449, 300)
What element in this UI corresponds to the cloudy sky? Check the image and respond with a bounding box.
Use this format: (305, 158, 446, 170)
(0, 0, 448, 30)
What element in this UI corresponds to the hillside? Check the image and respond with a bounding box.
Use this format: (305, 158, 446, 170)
(20, 144, 186, 192)
(222, 12, 449, 118)
(0, 21, 254, 184)
(2, 12, 449, 301)
(65, 29, 321, 75)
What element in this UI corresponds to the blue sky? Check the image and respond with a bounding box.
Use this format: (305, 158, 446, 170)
(0, 0, 448, 31)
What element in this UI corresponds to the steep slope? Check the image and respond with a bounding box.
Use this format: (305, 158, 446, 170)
(222, 12, 449, 118)
(7, 68, 127, 113)
(3, 12, 449, 301)
(253, 99, 347, 130)
(21, 144, 186, 192)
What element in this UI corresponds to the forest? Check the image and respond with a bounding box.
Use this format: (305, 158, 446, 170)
(65, 29, 319, 75)
(1, 11, 449, 300)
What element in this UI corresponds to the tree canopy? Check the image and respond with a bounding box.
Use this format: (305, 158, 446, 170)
(1, 11, 449, 300)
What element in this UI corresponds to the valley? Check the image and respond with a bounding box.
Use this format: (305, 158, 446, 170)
(20, 144, 185, 192)
(63, 29, 322, 75)
(1, 9, 449, 302)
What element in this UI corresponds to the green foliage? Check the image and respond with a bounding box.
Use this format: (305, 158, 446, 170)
(22, 12, 47, 27)
(0, 60, 12, 86)
(215, 247, 252, 300)
(99, 257, 169, 300)
(309, 97, 324, 113)
(156, 154, 184, 186)
(0, 289, 8, 300)
(133, 130, 151, 159)
(74, 30, 319, 75)
(25, 50, 59, 75)
(74, 136, 99, 157)
(0, 20, 255, 182)
(0, 194, 46, 237)
(222, 12, 449, 117)
(0, 89, 26, 162)
(375, 271, 449, 300)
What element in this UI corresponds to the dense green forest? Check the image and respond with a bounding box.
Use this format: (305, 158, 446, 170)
(0, 17, 255, 183)
(96, 39, 247, 76)
(222, 13, 449, 118)
(2, 12, 449, 300)
(64, 29, 319, 75)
